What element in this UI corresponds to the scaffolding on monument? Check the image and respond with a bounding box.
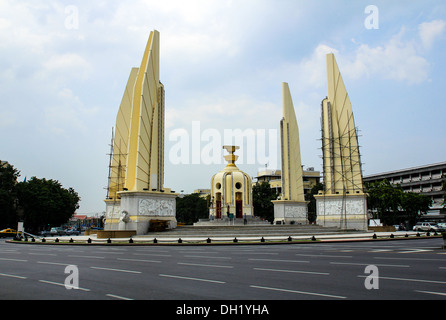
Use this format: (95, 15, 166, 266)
(319, 98, 365, 229)
(105, 127, 128, 201)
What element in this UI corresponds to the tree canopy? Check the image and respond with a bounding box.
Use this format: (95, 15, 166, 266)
(365, 179, 431, 226)
(0, 163, 21, 228)
(305, 182, 324, 223)
(0, 162, 80, 233)
(16, 177, 80, 233)
(443, 175, 446, 205)
(252, 181, 278, 222)
(176, 193, 209, 225)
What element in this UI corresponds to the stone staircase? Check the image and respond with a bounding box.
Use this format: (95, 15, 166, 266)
(193, 217, 270, 227)
(144, 223, 356, 238)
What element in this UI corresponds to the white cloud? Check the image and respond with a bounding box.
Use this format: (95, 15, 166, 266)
(148, 0, 230, 26)
(43, 88, 99, 136)
(0, 1, 68, 53)
(109, 0, 242, 60)
(335, 27, 431, 85)
(0, 110, 16, 127)
(418, 19, 446, 50)
(337, 21, 445, 85)
(167, 94, 279, 133)
(42, 53, 91, 79)
(293, 44, 338, 89)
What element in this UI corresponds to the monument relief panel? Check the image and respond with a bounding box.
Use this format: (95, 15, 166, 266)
(139, 198, 175, 217)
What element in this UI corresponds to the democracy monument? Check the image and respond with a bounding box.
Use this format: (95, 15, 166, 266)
(104, 30, 177, 235)
(314, 54, 368, 231)
(209, 146, 254, 221)
(103, 30, 368, 234)
(272, 83, 309, 225)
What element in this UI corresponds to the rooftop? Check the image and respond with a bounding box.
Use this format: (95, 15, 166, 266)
(364, 161, 446, 179)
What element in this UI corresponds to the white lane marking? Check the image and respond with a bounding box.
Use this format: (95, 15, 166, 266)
(94, 251, 124, 255)
(117, 258, 162, 263)
(68, 255, 105, 259)
(253, 267, 329, 276)
(250, 285, 346, 299)
(295, 253, 353, 258)
(38, 280, 90, 291)
(415, 290, 446, 297)
(0, 257, 28, 262)
(177, 262, 234, 269)
(375, 257, 445, 261)
(232, 252, 279, 255)
(90, 266, 141, 274)
(184, 255, 231, 260)
(249, 258, 310, 264)
(106, 293, 134, 300)
(357, 275, 446, 285)
(330, 261, 410, 268)
(398, 249, 433, 254)
(133, 253, 172, 257)
(37, 261, 75, 266)
(0, 272, 27, 279)
(159, 274, 225, 284)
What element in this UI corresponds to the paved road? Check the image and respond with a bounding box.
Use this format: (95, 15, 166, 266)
(0, 238, 445, 303)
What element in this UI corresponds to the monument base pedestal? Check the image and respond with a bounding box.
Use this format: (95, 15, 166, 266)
(272, 200, 309, 225)
(104, 191, 177, 235)
(314, 193, 368, 231)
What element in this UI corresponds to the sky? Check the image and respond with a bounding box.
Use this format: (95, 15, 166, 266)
(1, 0, 445, 215)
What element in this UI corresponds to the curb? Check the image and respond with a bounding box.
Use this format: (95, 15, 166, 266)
(6, 232, 442, 246)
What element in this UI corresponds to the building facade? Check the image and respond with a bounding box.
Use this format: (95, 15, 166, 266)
(254, 168, 321, 196)
(363, 162, 446, 216)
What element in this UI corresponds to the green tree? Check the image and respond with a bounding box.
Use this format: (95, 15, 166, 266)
(252, 181, 278, 222)
(366, 179, 431, 226)
(305, 182, 324, 223)
(442, 174, 446, 206)
(366, 180, 402, 223)
(15, 177, 80, 233)
(0, 163, 20, 228)
(400, 191, 431, 226)
(176, 193, 209, 225)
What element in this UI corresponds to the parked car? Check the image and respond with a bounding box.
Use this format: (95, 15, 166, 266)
(413, 222, 443, 232)
(65, 228, 80, 236)
(39, 230, 51, 237)
(437, 222, 446, 230)
(50, 227, 66, 236)
(0, 228, 22, 238)
(393, 224, 406, 231)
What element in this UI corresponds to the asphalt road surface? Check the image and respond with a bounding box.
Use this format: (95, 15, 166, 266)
(0, 238, 445, 303)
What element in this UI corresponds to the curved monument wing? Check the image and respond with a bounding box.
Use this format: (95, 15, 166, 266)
(322, 53, 364, 195)
(107, 68, 139, 200)
(125, 30, 164, 192)
(281, 82, 305, 202)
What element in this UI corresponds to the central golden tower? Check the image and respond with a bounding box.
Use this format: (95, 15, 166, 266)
(209, 146, 253, 221)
